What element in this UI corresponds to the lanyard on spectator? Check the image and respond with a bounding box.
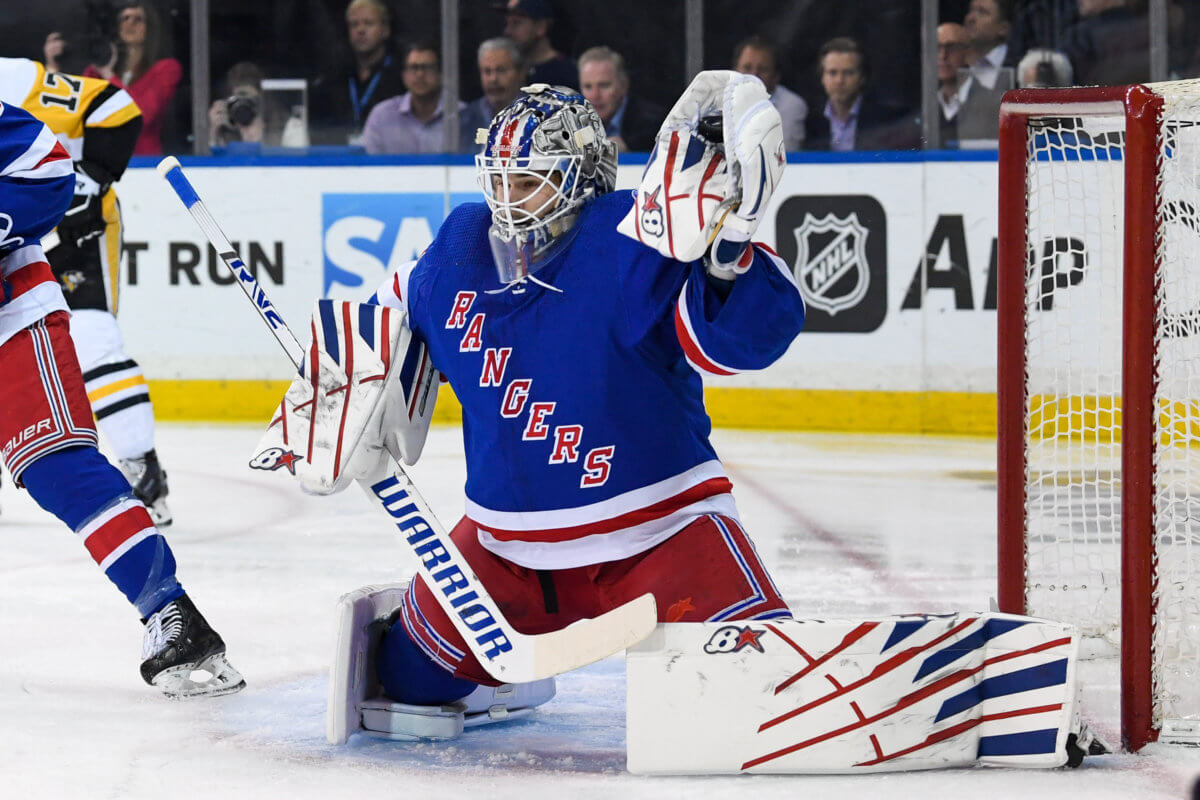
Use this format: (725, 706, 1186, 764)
(349, 55, 390, 124)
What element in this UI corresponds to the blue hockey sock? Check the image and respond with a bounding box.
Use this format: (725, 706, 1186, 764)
(22, 447, 184, 618)
(377, 619, 478, 705)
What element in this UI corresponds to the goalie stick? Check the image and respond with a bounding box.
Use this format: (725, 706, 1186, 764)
(155, 157, 657, 684)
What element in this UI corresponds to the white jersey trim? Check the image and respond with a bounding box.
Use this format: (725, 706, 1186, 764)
(6, 126, 71, 181)
(466, 459, 728, 532)
(478, 493, 740, 570)
(0, 282, 68, 349)
(0, 58, 38, 111)
(373, 258, 418, 316)
(2, 243, 49, 276)
(86, 88, 135, 126)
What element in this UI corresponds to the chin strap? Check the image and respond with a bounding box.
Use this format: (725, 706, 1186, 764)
(485, 272, 565, 296)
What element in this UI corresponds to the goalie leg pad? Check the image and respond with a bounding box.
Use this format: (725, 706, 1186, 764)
(326, 583, 556, 744)
(252, 299, 439, 495)
(627, 613, 1090, 774)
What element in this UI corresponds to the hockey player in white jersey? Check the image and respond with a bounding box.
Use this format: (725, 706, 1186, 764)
(0, 100, 242, 698)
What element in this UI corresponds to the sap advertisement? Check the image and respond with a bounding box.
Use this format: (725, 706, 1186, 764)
(114, 160, 1003, 392)
(321, 191, 476, 299)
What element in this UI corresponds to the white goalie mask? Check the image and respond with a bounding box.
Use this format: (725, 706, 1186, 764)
(475, 84, 618, 284)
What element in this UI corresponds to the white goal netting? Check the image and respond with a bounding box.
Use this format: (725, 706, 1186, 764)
(1021, 81, 1200, 739)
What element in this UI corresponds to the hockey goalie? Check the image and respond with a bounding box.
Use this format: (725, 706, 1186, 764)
(252, 70, 1105, 772)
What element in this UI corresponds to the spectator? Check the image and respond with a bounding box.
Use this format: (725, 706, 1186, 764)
(42, 31, 66, 73)
(208, 62, 309, 149)
(1060, 0, 1155, 86)
(362, 42, 468, 154)
(937, 22, 971, 145)
(1016, 48, 1074, 86)
(964, 0, 1016, 82)
(958, 0, 1017, 141)
(310, 0, 407, 146)
(498, 0, 578, 89)
(463, 37, 524, 138)
(84, 1, 181, 155)
(805, 37, 918, 151)
(1006, 0, 1079, 57)
(732, 35, 807, 151)
(577, 46, 664, 152)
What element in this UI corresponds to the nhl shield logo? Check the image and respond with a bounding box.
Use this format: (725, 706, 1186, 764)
(792, 212, 871, 315)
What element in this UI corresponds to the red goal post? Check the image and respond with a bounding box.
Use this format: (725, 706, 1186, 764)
(996, 83, 1200, 753)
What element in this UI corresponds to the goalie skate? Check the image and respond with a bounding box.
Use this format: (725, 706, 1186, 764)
(141, 594, 245, 699)
(120, 449, 172, 527)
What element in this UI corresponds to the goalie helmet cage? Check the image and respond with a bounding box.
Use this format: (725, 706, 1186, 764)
(997, 81, 1200, 753)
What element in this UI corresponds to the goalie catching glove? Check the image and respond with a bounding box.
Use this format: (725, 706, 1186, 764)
(251, 300, 440, 494)
(617, 70, 785, 280)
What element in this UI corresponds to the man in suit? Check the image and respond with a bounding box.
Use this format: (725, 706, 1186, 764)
(937, 22, 971, 147)
(462, 37, 525, 143)
(957, 0, 1016, 142)
(578, 46, 665, 153)
(497, 0, 578, 89)
(805, 37, 919, 152)
(732, 35, 807, 151)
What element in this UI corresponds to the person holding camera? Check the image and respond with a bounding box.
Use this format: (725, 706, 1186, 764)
(208, 62, 308, 149)
(84, 1, 181, 156)
(209, 63, 265, 147)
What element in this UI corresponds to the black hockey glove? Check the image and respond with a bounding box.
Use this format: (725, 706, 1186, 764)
(56, 168, 109, 248)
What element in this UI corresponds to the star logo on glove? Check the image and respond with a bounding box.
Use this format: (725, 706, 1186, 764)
(643, 185, 662, 213)
(249, 447, 303, 475)
(640, 185, 664, 237)
(276, 449, 301, 474)
(735, 627, 765, 652)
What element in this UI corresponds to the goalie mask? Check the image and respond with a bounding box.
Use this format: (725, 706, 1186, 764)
(475, 84, 618, 284)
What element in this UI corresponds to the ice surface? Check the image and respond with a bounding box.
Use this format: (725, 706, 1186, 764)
(1, 424, 1196, 799)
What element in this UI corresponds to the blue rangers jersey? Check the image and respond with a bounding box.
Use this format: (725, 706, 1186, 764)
(375, 189, 804, 569)
(0, 100, 74, 348)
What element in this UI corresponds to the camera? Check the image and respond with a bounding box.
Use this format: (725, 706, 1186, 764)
(226, 94, 259, 127)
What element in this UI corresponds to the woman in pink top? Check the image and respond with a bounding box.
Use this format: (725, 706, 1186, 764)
(86, 2, 181, 155)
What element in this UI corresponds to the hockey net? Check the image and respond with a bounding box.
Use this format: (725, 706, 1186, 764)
(998, 81, 1200, 751)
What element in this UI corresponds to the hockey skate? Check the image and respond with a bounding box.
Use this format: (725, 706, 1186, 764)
(141, 594, 245, 699)
(120, 449, 172, 527)
(327, 584, 556, 743)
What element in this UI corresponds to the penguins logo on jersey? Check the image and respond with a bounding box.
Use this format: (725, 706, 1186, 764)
(792, 211, 870, 316)
(59, 270, 86, 293)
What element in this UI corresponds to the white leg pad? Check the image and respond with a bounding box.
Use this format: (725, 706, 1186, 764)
(327, 583, 409, 744)
(327, 584, 556, 744)
(626, 613, 1087, 774)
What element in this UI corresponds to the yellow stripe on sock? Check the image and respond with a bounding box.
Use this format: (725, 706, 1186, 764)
(87, 374, 147, 403)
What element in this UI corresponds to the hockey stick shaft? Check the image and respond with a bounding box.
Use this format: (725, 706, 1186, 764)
(157, 158, 304, 366)
(156, 157, 656, 683)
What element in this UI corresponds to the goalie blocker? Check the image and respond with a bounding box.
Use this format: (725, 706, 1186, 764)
(252, 298, 439, 494)
(627, 613, 1108, 774)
